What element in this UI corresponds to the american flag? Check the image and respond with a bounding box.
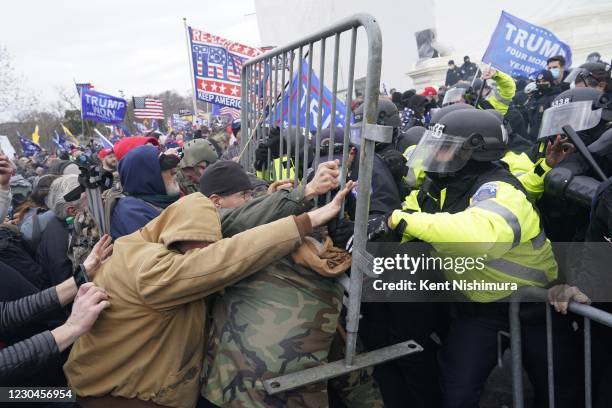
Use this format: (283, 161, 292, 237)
(219, 107, 240, 120)
(75, 82, 94, 96)
(133, 97, 165, 120)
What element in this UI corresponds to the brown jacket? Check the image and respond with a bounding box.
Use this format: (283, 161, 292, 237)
(64, 193, 308, 408)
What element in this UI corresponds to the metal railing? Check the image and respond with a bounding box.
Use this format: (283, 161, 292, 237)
(239, 13, 422, 395)
(509, 286, 612, 408)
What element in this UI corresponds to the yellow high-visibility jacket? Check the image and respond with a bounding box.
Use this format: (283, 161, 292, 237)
(391, 179, 557, 302)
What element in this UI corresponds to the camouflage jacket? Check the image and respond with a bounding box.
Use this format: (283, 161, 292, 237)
(202, 186, 345, 408)
(67, 209, 100, 270)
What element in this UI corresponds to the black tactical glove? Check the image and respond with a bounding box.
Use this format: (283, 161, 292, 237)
(345, 213, 393, 253)
(327, 217, 355, 249)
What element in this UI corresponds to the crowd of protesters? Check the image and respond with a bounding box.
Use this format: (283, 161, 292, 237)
(0, 49, 612, 408)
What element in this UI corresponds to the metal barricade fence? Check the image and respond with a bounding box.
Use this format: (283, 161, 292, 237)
(509, 286, 612, 408)
(238, 13, 423, 395)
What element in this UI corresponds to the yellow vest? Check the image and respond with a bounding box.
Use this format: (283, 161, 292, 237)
(256, 157, 296, 181)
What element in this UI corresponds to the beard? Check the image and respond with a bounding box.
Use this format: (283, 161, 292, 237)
(165, 178, 181, 196)
(104, 159, 117, 171)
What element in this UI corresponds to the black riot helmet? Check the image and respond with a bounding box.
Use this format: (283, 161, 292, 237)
(397, 126, 426, 153)
(430, 103, 475, 124)
(565, 62, 612, 91)
(407, 109, 508, 174)
(538, 87, 612, 141)
(352, 98, 401, 150)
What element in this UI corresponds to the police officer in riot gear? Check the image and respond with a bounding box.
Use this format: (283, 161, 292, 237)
(527, 69, 562, 141)
(540, 87, 612, 240)
(565, 61, 612, 93)
(350, 98, 406, 214)
(388, 108, 580, 408)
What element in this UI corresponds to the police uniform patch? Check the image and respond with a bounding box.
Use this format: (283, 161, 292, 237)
(472, 182, 498, 202)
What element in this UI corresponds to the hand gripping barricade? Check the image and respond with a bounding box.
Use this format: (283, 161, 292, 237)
(509, 287, 612, 408)
(238, 14, 423, 394)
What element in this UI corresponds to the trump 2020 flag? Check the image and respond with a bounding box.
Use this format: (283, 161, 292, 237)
(81, 89, 127, 124)
(482, 11, 572, 78)
(188, 27, 262, 109)
(275, 60, 350, 132)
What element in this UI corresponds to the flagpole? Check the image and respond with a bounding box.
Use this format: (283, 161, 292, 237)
(183, 18, 199, 127)
(74, 78, 86, 142)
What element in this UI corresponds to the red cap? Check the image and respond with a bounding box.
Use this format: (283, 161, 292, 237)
(113, 137, 159, 161)
(98, 148, 113, 160)
(420, 86, 437, 97)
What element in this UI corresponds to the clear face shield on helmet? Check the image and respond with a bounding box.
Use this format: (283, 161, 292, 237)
(349, 123, 363, 146)
(407, 124, 508, 173)
(537, 100, 602, 140)
(442, 88, 466, 106)
(564, 68, 590, 86)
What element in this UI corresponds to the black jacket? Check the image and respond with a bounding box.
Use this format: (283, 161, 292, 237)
(0, 287, 60, 381)
(346, 148, 402, 218)
(445, 68, 462, 87)
(0, 226, 49, 292)
(527, 86, 562, 141)
(460, 61, 478, 80)
(36, 217, 72, 286)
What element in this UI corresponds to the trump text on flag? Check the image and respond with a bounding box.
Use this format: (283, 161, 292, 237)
(81, 89, 127, 124)
(482, 11, 572, 78)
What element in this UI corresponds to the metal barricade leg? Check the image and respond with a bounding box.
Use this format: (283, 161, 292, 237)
(510, 296, 525, 408)
(584, 317, 592, 408)
(546, 304, 556, 408)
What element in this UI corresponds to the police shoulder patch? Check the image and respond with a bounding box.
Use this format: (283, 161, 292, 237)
(472, 182, 498, 202)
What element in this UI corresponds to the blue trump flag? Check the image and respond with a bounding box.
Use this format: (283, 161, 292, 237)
(482, 11, 572, 78)
(19, 136, 41, 157)
(275, 60, 350, 132)
(81, 89, 127, 124)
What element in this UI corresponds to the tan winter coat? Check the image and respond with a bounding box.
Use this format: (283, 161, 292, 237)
(64, 193, 307, 408)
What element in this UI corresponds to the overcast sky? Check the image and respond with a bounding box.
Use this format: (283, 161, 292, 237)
(1, 0, 260, 119)
(0, 0, 599, 121)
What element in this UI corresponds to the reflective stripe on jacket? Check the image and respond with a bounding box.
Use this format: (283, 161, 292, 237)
(391, 180, 557, 302)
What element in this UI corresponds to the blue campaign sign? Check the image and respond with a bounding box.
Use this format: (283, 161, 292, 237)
(81, 89, 127, 124)
(275, 60, 350, 132)
(482, 11, 572, 78)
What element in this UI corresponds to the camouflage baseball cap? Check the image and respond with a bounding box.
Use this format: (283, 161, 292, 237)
(208, 131, 229, 154)
(179, 138, 219, 169)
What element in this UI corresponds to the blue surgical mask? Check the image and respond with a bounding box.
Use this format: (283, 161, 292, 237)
(550, 68, 561, 79)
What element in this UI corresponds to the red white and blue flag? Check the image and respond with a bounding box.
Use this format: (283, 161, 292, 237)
(220, 106, 241, 120)
(187, 26, 262, 109)
(133, 97, 165, 120)
(75, 82, 94, 96)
